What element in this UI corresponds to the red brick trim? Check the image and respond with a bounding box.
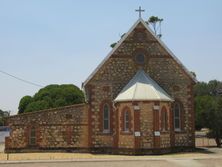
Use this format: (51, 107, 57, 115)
(153, 102, 160, 148)
(27, 125, 38, 147)
(161, 106, 168, 131)
(154, 102, 160, 131)
(120, 106, 132, 134)
(8, 103, 87, 118)
(113, 106, 119, 148)
(87, 84, 94, 147)
(88, 103, 93, 147)
(134, 104, 141, 149)
(187, 84, 195, 146)
(132, 48, 148, 66)
(169, 104, 175, 147)
(66, 126, 72, 145)
(172, 99, 185, 132)
(99, 100, 113, 133)
(102, 86, 110, 92)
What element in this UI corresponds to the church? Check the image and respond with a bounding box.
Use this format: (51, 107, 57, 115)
(5, 15, 196, 154)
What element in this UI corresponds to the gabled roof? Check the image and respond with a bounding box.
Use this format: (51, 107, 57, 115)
(114, 70, 173, 102)
(83, 18, 197, 87)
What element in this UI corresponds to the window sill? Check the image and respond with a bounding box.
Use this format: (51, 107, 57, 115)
(120, 131, 133, 135)
(27, 144, 38, 148)
(174, 130, 185, 134)
(99, 131, 113, 136)
(161, 130, 170, 134)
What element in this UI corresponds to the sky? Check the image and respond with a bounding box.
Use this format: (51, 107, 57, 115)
(0, 0, 222, 115)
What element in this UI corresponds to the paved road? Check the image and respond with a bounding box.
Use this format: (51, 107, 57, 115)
(0, 159, 222, 167)
(0, 160, 179, 167)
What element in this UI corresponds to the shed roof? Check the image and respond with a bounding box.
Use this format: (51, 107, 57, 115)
(114, 70, 174, 102)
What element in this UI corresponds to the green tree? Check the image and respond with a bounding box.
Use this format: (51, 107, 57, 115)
(194, 82, 209, 96)
(148, 16, 163, 37)
(18, 84, 85, 114)
(194, 80, 222, 147)
(0, 109, 4, 126)
(194, 96, 215, 130)
(18, 96, 32, 114)
(204, 97, 222, 147)
(0, 109, 10, 126)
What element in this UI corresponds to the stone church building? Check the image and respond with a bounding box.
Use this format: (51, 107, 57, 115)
(5, 18, 196, 154)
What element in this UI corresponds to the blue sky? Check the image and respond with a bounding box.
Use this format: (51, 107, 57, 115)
(0, 0, 222, 114)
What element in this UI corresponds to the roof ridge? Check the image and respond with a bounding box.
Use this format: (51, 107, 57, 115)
(133, 82, 139, 100)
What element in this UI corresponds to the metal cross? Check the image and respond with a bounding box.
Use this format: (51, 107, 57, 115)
(135, 6, 145, 18)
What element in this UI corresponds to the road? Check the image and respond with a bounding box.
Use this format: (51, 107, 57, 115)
(0, 158, 222, 167)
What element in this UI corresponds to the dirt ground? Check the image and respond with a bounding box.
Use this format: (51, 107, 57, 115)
(1, 142, 222, 167)
(0, 158, 222, 167)
(0, 143, 4, 153)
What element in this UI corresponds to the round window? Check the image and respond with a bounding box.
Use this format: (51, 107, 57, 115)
(135, 53, 145, 64)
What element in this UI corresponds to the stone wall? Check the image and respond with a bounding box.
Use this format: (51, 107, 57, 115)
(116, 102, 135, 149)
(85, 22, 195, 149)
(115, 101, 172, 150)
(5, 104, 88, 152)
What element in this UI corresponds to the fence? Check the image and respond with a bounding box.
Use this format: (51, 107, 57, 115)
(195, 130, 217, 147)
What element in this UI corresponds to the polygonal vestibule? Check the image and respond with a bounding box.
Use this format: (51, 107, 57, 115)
(113, 70, 174, 152)
(114, 101, 172, 151)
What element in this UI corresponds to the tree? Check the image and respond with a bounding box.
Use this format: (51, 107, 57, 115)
(148, 16, 163, 37)
(194, 95, 215, 130)
(18, 84, 85, 114)
(204, 97, 222, 147)
(18, 96, 32, 114)
(0, 109, 10, 126)
(194, 80, 222, 147)
(194, 82, 209, 96)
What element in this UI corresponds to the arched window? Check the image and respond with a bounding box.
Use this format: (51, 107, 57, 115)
(174, 102, 181, 131)
(124, 111, 130, 132)
(29, 127, 36, 145)
(161, 107, 168, 131)
(103, 104, 110, 133)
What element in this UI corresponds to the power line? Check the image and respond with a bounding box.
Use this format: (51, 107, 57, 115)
(0, 70, 43, 88)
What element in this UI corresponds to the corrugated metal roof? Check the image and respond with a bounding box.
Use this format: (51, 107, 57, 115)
(114, 70, 174, 102)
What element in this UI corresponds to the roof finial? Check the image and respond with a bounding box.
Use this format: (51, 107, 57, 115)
(135, 6, 145, 18)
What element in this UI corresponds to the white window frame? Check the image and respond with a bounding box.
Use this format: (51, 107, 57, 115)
(103, 104, 110, 133)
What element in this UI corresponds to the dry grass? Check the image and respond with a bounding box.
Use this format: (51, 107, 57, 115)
(0, 151, 210, 161)
(0, 143, 219, 161)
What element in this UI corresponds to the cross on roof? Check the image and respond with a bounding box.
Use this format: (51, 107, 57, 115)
(135, 6, 145, 18)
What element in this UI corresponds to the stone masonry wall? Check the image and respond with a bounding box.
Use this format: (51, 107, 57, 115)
(116, 102, 135, 149)
(139, 102, 154, 149)
(5, 104, 88, 151)
(85, 22, 195, 149)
